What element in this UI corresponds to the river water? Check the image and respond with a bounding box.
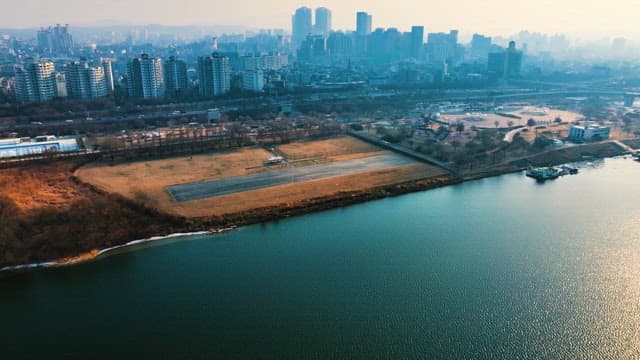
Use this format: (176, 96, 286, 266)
(3, 157, 640, 359)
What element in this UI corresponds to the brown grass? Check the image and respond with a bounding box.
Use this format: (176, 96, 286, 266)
(277, 136, 381, 161)
(0, 163, 88, 212)
(76, 147, 273, 208)
(0, 161, 188, 267)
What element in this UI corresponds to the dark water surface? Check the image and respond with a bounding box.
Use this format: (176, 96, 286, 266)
(3, 157, 640, 359)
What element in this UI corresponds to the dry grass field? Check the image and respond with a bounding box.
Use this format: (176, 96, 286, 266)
(0, 163, 87, 212)
(76, 147, 273, 210)
(277, 136, 384, 164)
(76, 137, 449, 218)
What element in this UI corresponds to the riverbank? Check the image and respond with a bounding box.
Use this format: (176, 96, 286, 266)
(0, 160, 459, 271)
(462, 140, 629, 181)
(1, 176, 458, 273)
(0, 140, 634, 272)
(0, 232, 209, 273)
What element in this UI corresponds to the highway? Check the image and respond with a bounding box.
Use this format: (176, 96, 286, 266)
(4, 87, 635, 133)
(167, 153, 417, 202)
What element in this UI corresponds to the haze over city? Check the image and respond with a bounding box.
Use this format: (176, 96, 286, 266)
(6, 0, 640, 38)
(6, 0, 640, 359)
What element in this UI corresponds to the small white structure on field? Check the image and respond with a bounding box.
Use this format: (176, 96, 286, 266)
(264, 156, 284, 165)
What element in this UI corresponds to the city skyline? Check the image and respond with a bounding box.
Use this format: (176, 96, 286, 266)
(6, 0, 640, 39)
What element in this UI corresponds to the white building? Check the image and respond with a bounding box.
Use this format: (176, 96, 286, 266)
(568, 124, 611, 142)
(262, 53, 288, 70)
(56, 73, 67, 98)
(197, 53, 230, 97)
(65, 60, 107, 100)
(242, 70, 264, 92)
(14, 59, 57, 102)
(127, 54, 164, 99)
(102, 59, 115, 93)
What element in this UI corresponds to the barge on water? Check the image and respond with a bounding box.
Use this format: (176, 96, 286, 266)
(526, 165, 578, 181)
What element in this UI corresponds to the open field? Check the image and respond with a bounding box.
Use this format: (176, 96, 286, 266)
(77, 136, 449, 218)
(76, 147, 274, 205)
(441, 107, 583, 129)
(276, 136, 384, 163)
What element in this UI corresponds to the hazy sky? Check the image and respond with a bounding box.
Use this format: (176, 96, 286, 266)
(7, 0, 640, 37)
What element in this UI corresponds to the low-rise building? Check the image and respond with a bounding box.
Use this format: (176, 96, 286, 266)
(568, 124, 610, 142)
(0, 136, 80, 159)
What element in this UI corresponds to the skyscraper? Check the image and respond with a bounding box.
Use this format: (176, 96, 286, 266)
(355, 11, 372, 54)
(64, 60, 107, 100)
(356, 12, 372, 36)
(37, 24, 73, 56)
(504, 41, 523, 79)
(163, 56, 189, 95)
(198, 53, 231, 97)
(314, 7, 332, 37)
(14, 59, 57, 103)
(127, 54, 164, 99)
(292, 7, 312, 49)
(410, 26, 424, 59)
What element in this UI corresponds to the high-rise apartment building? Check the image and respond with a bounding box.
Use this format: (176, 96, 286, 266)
(314, 7, 332, 37)
(355, 11, 373, 54)
(487, 51, 505, 80)
(14, 59, 57, 102)
(488, 41, 523, 80)
(410, 26, 424, 59)
(101, 59, 115, 93)
(242, 70, 264, 92)
(327, 32, 353, 58)
(56, 73, 67, 98)
(426, 30, 459, 64)
(127, 54, 164, 99)
(198, 53, 231, 97)
(37, 24, 73, 56)
(64, 60, 107, 100)
(163, 56, 188, 95)
(292, 7, 312, 49)
(504, 41, 523, 79)
(356, 12, 372, 36)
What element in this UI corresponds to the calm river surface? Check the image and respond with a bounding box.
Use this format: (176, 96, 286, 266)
(3, 157, 640, 359)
